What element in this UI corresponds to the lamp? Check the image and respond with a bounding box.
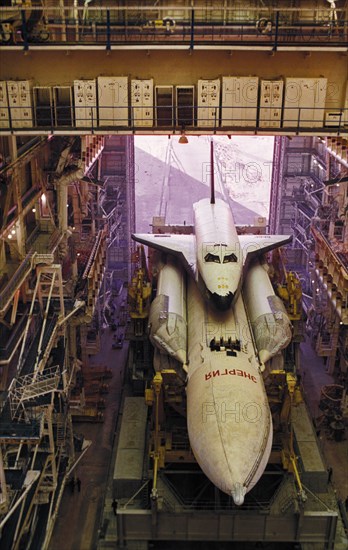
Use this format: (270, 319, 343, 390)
(178, 131, 188, 144)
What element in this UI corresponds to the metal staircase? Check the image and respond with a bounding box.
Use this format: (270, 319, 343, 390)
(17, 264, 64, 375)
(8, 365, 61, 422)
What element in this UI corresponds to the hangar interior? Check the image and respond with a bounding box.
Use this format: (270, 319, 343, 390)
(0, 1, 347, 549)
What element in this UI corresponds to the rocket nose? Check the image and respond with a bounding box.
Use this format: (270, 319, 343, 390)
(231, 483, 246, 506)
(211, 291, 234, 311)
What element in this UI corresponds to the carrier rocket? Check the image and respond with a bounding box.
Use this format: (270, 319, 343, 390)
(132, 185, 291, 505)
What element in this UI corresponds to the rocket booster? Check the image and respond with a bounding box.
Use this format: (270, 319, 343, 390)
(243, 258, 292, 366)
(148, 257, 187, 366)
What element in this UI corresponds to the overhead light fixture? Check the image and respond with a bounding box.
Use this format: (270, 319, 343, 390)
(11, 228, 16, 235)
(8, 234, 12, 239)
(179, 131, 188, 144)
(32, 207, 36, 212)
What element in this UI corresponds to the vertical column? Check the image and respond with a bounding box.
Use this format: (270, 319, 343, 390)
(57, 181, 68, 232)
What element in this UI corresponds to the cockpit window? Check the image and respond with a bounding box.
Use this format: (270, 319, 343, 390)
(204, 253, 221, 263)
(223, 253, 238, 263)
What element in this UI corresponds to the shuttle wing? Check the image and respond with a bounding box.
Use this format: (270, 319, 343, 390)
(132, 233, 196, 276)
(238, 234, 292, 264)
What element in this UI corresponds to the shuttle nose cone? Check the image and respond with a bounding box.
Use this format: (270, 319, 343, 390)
(231, 483, 246, 506)
(211, 291, 234, 311)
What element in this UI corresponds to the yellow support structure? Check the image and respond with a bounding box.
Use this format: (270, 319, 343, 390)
(150, 373, 163, 500)
(128, 245, 152, 319)
(277, 272, 302, 320)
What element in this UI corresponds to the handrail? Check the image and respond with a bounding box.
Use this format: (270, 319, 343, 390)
(0, 5, 347, 14)
(0, 104, 346, 135)
(0, 4, 346, 50)
(0, 252, 33, 312)
(0, 312, 27, 361)
(82, 229, 105, 280)
(312, 226, 348, 275)
(0, 227, 63, 315)
(123, 479, 151, 509)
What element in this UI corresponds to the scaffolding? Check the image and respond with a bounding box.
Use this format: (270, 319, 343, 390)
(0, 134, 108, 549)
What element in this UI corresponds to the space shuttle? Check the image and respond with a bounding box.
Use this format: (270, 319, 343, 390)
(132, 151, 292, 505)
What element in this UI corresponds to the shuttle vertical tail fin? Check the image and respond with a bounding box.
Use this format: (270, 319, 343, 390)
(210, 139, 215, 205)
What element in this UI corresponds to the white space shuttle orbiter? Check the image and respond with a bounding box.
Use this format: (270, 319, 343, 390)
(132, 171, 292, 505)
(133, 197, 291, 311)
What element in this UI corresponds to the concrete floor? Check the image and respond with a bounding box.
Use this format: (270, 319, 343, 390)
(50, 322, 128, 550)
(299, 337, 348, 503)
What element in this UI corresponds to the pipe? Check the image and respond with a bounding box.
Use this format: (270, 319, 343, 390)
(326, 146, 348, 170)
(151, 373, 162, 500)
(290, 454, 304, 495)
(34, 271, 56, 375)
(0, 471, 40, 531)
(123, 479, 150, 509)
(315, 269, 348, 323)
(56, 160, 84, 233)
(0, 331, 25, 365)
(65, 440, 92, 478)
(57, 300, 85, 326)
